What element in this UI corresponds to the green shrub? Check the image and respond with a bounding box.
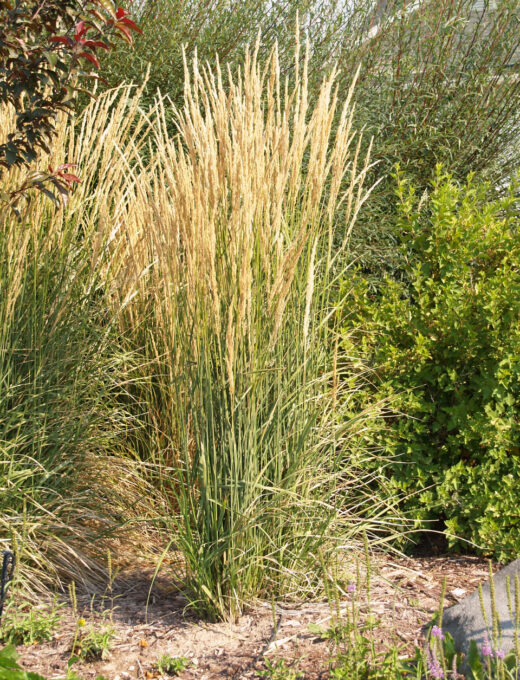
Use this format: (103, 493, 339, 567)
(328, 0, 520, 276)
(102, 0, 307, 111)
(340, 168, 520, 560)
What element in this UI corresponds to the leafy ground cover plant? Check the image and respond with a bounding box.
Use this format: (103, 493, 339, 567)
(0, 644, 109, 680)
(340, 168, 520, 559)
(0, 645, 46, 680)
(156, 654, 191, 676)
(256, 658, 304, 680)
(71, 624, 114, 663)
(0, 602, 62, 646)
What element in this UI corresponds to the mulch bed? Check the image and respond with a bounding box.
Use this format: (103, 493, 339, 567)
(14, 554, 499, 680)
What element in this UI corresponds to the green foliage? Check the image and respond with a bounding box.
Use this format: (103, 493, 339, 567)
(329, 648, 419, 680)
(0, 645, 110, 680)
(255, 659, 304, 680)
(0, 645, 46, 680)
(0, 603, 62, 646)
(0, 1, 141, 210)
(156, 654, 190, 676)
(307, 565, 422, 680)
(340, 168, 520, 559)
(72, 624, 114, 662)
(106, 1, 520, 277)
(332, 0, 520, 275)
(102, 0, 309, 112)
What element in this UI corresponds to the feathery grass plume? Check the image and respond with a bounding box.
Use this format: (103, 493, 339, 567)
(104, 37, 403, 620)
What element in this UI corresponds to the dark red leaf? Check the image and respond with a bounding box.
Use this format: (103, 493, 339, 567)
(58, 172, 81, 184)
(78, 51, 100, 68)
(83, 40, 110, 50)
(120, 17, 142, 33)
(116, 7, 128, 19)
(49, 35, 73, 46)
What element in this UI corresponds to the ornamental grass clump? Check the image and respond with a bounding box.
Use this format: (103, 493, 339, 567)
(122, 42, 382, 620)
(0, 38, 402, 614)
(0, 89, 160, 596)
(105, 40, 400, 619)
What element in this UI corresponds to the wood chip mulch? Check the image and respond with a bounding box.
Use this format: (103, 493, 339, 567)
(14, 554, 499, 680)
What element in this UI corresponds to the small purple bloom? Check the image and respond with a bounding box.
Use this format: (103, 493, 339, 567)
(427, 648, 444, 679)
(431, 625, 445, 640)
(481, 634, 493, 657)
(495, 649, 505, 660)
(346, 582, 356, 593)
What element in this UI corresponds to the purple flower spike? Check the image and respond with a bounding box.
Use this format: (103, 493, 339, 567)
(495, 649, 505, 660)
(346, 582, 356, 593)
(427, 648, 444, 679)
(431, 625, 445, 640)
(481, 634, 493, 657)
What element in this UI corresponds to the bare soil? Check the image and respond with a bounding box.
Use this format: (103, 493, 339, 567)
(14, 554, 498, 680)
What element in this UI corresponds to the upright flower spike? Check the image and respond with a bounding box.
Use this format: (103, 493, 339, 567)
(431, 625, 445, 640)
(426, 648, 444, 679)
(481, 633, 493, 657)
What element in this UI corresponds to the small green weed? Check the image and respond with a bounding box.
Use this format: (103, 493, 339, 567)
(0, 602, 62, 645)
(156, 653, 191, 675)
(1, 643, 111, 680)
(256, 658, 304, 680)
(329, 647, 417, 680)
(72, 624, 114, 662)
(307, 622, 349, 645)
